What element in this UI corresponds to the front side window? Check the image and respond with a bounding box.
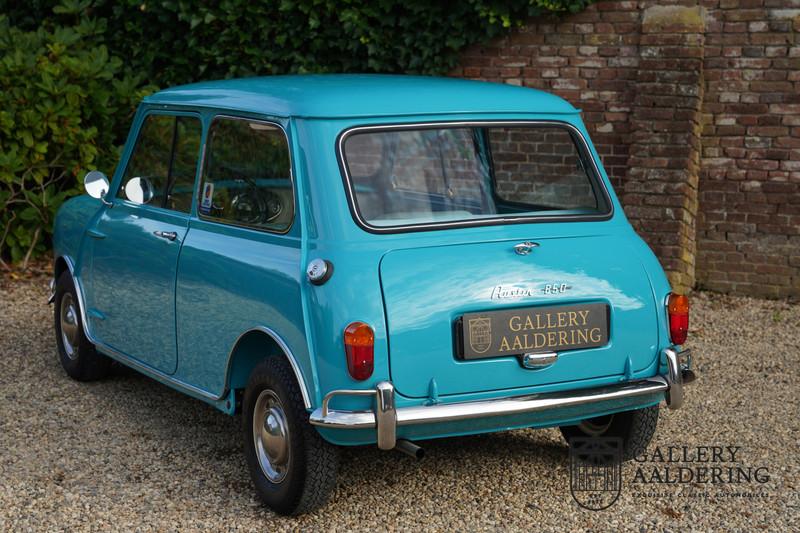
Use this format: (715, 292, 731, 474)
(118, 114, 202, 212)
(342, 123, 609, 229)
(198, 117, 294, 232)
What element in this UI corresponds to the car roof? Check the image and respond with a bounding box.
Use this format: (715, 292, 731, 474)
(144, 74, 578, 119)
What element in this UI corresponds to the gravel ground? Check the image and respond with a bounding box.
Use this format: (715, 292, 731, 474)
(0, 280, 798, 532)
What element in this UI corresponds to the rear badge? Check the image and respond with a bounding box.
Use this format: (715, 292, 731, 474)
(491, 283, 572, 300)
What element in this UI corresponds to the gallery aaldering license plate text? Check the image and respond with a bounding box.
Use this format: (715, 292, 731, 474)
(460, 302, 609, 360)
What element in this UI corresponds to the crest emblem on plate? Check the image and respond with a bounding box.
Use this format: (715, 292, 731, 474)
(468, 317, 492, 354)
(569, 436, 622, 511)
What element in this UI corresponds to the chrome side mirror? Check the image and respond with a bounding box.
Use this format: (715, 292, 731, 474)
(124, 177, 154, 205)
(84, 171, 111, 205)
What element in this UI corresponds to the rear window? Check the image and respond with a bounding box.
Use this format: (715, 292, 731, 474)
(341, 123, 610, 230)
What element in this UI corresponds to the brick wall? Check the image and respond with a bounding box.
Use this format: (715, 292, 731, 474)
(452, 0, 800, 299)
(490, 127, 597, 209)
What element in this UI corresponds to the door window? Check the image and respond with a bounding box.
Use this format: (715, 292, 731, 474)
(198, 117, 294, 232)
(118, 114, 202, 212)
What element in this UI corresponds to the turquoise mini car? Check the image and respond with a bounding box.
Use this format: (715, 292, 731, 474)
(51, 75, 695, 515)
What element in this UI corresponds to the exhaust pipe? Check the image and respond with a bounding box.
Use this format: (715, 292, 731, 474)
(394, 439, 424, 459)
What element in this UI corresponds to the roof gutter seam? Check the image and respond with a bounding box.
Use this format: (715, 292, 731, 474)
(141, 100, 580, 119)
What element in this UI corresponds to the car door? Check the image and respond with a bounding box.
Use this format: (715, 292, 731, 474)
(85, 111, 203, 374)
(173, 115, 305, 396)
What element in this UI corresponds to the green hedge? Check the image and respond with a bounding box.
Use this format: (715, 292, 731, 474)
(0, 14, 154, 265)
(0, 0, 593, 266)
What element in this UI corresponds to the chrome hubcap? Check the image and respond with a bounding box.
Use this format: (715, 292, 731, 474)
(59, 293, 79, 360)
(578, 414, 614, 436)
(253, 389, 290, 483)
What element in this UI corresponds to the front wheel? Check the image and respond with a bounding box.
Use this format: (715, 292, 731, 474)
(53, 271, 110, 381)
(559, 405, 659, 461)
(242, 357, 338, 515)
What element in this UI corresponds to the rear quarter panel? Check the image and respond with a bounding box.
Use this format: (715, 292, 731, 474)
(174, 221, 309, 398)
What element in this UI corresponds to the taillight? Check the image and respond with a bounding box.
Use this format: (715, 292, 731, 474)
(667, 293, 689, 345)
(344, 322, 374, 381)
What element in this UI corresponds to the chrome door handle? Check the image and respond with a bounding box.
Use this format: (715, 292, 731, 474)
(513, 241, 539, 255)
(153, 230, 177, 241)
(522, 351, 558, 369)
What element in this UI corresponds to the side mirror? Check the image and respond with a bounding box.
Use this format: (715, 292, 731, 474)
(124, 177, 154, 205)
(84, 171, 110, 200)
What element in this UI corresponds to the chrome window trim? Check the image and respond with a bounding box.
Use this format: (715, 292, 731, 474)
(336, 120, 615, 234)
(196, 114, 296, 235)
(58, 255, 312, 408)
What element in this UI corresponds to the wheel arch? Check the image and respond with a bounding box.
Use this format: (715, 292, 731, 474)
(52, 255, 88, 337)
(226, 327, 313, 410)
(54, 255, 71, 279)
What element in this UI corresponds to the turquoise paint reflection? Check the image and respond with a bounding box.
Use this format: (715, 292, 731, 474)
(380, 235, 657, 398)
(389, 264, 644, 331)
(175, 220, 307, 397)
(87, 202, 188, 374)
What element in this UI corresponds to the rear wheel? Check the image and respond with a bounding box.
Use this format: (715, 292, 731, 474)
(54, 271, 110, 381)
(242, 357, 338, 515)
(559, 406, 659, 461)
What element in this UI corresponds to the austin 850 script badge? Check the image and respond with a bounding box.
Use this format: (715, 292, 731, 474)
(491, 283, 572, 300)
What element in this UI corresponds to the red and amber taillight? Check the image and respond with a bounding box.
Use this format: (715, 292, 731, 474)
(344, 322, 374, 381)
(667, 293, 690, 345)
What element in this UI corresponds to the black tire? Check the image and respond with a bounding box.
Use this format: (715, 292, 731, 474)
(242, 356, 338, 516)
(54, 271, 111, 381)
(559, 406, 659, 461)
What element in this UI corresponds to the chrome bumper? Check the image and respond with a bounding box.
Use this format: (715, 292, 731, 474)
(310, 348, 694, 450)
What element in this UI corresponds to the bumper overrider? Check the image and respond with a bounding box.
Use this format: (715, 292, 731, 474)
(310, 348, 695, 450)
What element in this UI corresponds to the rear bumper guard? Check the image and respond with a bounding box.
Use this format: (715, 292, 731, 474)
(310, 348, 694, 450)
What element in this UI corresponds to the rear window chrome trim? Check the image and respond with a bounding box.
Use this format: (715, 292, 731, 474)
(336, 120, 615, 234)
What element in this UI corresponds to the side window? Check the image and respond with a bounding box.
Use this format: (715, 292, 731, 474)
(169, 117, 203, 211)
(198, 117, 294, 232)
(118, 114, 202, 212)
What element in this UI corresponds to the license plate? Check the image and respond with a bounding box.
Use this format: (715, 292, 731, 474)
(459, 302, 609, 360)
